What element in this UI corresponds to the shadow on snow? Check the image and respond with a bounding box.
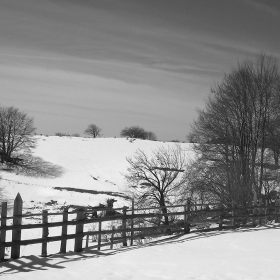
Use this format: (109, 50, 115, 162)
(1, 224, 279, 275)
(2, 155, 64, 178)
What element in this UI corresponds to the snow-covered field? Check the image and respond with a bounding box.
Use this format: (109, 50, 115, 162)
(1, 136, 194, 208)
(1, 226, 280, 280)
(1, 136, 280, 279)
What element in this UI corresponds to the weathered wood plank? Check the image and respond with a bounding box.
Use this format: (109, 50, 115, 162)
(264, 200, 268, 224)
(74, 207, 85, 252)
(60, 208, 68, 253)
(41, 210, 48, 257)
(11, 193, 23, 259)
(0, 202, 7, 261)
(253, 193, 258, 227)
(122, 207, 128, 246)
(130, 199, 134, 246)
(0, 232, 84, 248)
(97, 222, 102, 250)
(231, 201, 235, 228)
(86, 234, 89, 248)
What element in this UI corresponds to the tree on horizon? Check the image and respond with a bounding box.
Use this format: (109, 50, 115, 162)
(84, 124, 102, 138)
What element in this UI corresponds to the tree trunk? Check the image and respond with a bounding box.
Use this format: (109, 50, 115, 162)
(160, 195, 169, 226)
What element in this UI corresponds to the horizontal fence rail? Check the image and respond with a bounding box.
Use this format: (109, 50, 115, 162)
(1, 192, 280, 261)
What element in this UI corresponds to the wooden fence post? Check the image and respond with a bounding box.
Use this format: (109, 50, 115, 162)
(130, 198, 134, 246)
(218, 203, 223, 231)
(184, 205, 187, 233)
(231, 201, 235, 228)
(11, 193, 23, 259)
(41, 210, 48, 257)
(74, 207, 85, 252)
(184, 203, 190, 234)
(122, 207, 127, 246)
(264, 200, 268, 224)
(275, 203, 279, 223)
(98, 222, 102, 250)
(60, 208, 68, 253)
(0, 202, 7, 261)
(218, 219, 223, 231)
(110, 226, 115, 249)
(258, 200, 262, 225)
(253, 192, 257, 227)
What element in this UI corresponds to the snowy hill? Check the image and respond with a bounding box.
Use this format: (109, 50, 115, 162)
(0, 136, 194, 210)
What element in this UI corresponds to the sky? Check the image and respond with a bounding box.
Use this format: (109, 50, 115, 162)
(1, 0, 280, 141)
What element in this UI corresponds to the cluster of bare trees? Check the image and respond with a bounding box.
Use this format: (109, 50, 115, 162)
(124, 54, 280, 219)
(187, 54, 280, 205)
(120, 126, 157, 140)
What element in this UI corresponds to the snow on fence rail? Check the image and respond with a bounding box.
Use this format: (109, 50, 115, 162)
(1, 193, 280, 261)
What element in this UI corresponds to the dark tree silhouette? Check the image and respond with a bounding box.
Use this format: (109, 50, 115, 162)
(124, 145, 187, 225)
(0, 106, 36, 163)
(188, 54, 280, 205)
(84, 124, 102, 138)
(120, 126, 157, 140)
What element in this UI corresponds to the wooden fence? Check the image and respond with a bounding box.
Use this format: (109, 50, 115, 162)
(1, 193, 280, 261)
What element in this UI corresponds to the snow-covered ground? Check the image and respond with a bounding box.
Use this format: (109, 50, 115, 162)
(1, 226, 280, 280)
(1, 136, 194, 209)
(1, 136, 280, 279)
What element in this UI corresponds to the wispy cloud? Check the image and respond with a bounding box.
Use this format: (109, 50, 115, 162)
(149, 62, 221, 77)
(244, 0, 280, 17)
(200, 41, 257, 58)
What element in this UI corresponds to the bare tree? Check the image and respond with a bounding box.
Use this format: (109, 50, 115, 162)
(0, 106, 36, 163)
(188, 54, 280, 205)
(120, 126, 147, 139)
(84, 124, 102, 138)
(124, 145, 188, 225)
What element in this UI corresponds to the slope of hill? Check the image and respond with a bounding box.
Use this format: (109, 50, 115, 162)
(0, 136, 194, 210)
